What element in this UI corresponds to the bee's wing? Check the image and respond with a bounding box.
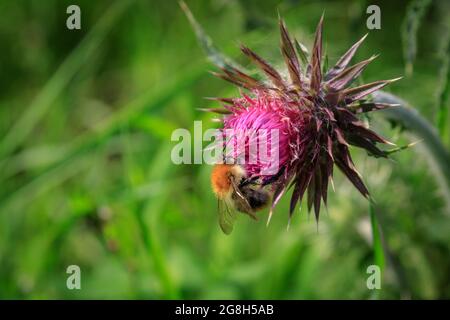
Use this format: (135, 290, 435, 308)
(218, 199, 237, 235)
(229, 175, 258, 220)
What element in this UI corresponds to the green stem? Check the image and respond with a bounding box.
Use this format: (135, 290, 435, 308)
(369, 202, 412, 299)
(369, 201, 385, 299)
(369, 202, 385, 272)
(373, 91, 450, 210)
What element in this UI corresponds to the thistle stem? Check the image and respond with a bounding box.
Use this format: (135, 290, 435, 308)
(373, 91, 450, 211)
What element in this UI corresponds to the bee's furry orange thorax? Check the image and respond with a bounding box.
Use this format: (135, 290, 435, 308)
(211, 164, 233, 198)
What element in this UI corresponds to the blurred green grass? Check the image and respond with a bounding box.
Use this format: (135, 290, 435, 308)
(0, 0, 449, 299)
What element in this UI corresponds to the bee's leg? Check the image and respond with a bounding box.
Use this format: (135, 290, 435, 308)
(235, 198, 258, 220)
(230, 182, 258, 220)
(243, 207, 258, 220)
(239, 175, 259, 188)
(232, 195, 258, 220)
(261, 167, 285, 186)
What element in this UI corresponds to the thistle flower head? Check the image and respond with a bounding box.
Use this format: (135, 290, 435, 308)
(207, 16, 400, 223)
(222, 90, 309, 180)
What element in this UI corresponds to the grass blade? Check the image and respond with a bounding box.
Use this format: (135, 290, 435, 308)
(179, 0, 243, 71)
(401, 0, 432, 76)
(435, 34, 450, 145)
(0, 0, 133, 159)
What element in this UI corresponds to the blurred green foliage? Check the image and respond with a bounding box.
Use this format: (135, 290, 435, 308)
(0, 0, 449, 299)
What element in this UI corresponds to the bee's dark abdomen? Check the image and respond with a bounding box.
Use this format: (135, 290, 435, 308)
(242, 188, 270, 211)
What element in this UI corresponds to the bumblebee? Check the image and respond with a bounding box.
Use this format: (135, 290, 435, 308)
(211, 164, 270, 234)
